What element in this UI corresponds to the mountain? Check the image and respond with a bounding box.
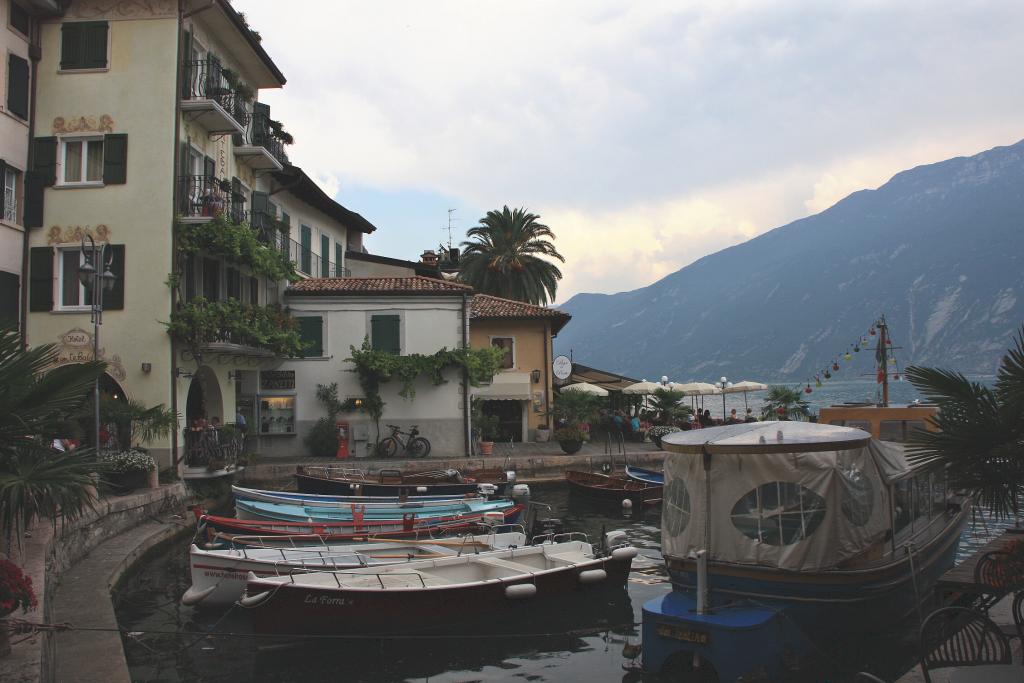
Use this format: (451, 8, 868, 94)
(555, 140, 1024, 381)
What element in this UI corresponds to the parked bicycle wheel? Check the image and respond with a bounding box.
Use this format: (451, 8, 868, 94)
(376, 437, 398, 458)
(407, 437, 431, 458)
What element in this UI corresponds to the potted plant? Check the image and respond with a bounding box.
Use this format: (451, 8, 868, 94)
(476, 414, 501, 456)
(0, 559, 37, 657)
(100, 449, 157, 494)
(554, 425, 587, 454)
(647, 425, 682, 449)
(535, 424, 551, 443)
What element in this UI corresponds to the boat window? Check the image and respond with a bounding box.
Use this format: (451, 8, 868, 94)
(894, 480, 912, 535)
(839, 464, 874, 526)
(730, 482, 826, 546)
(879, 420, 929, 443)
(915, 474, 933, 526)
(664, 479, 691, 536)
(932, 471, 948, 516)
(829, 419, 872, 432)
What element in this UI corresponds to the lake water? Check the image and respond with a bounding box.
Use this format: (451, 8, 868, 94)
(114, 481, 1012, 683)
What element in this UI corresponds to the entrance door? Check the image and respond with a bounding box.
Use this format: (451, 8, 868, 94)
(482, 401, 524, 442)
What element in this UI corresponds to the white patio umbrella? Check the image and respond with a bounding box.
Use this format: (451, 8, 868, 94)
(674, 382, 720, 412)
(560, 382, 609, 397)
(621, 380, 662, 395)
(722, 380, 769, 410)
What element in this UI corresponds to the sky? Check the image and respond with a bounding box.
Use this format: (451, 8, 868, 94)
(236, 0, 1024, 304)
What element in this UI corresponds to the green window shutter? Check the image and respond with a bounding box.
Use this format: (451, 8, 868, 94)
(183, 254, 196, 302)
(7, 54, 29, 119)
(298, 316, 323, 357)
(251, 190, 269, 228)
(101, 244, 125, 310)
(31, 137, 57, 187)
(249, 276, 259, 305)
(180, 30, 193, 98)
(24, 171, 44, 227)
(83, 22, 108, 69)
(300, 225, 311, 273)
(0, 161, 6, 220)
(371, 315, 400, 355)
(202, 258, 220, 300)
(203, 155, 216, 178)
(0, 271, 19, 325)
(320, 235, 330, 276)
(29, 247, 53, 312)
(335, 242, 343, 274)
(102, 134, 127, 184)
(60, 23, 83, 70)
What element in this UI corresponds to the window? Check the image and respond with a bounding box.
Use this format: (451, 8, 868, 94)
(10, 3, 29, 37)
(202, 258, 219, 300)
(297, 316, 323, 357)
(370, 315, 400, 355)
(61, 137, 104, 184)
(838, 463, 874, 526)
(7, 54, 29, 120)
(879, 420, 928, 443)
(663, 479, 691, 536)
(60, 21, 108, 71)
(226, 267, 240, 299)
(57, 249, 92, 309)
(491, 337, 514, 369)
(249, 276, 259, 306)
(2, 166, 18, 224)
(730, 482, 826, 545)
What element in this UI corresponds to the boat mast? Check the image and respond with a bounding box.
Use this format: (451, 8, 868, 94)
(875, 316, 889, 408)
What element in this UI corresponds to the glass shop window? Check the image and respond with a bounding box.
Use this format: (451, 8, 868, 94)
(730, 481, 826, 546)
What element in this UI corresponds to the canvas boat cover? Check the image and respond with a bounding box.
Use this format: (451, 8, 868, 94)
(660, 422, 910, 572)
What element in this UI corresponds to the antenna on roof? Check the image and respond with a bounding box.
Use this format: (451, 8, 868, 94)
(443, 208, 456, 251)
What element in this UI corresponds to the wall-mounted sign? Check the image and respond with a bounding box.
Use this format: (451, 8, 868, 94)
(52, 327, 126, 382)
(260, 370, 295, 391)
(552, 355, 572, 380)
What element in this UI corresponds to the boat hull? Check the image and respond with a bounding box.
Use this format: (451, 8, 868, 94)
(295, 472, 484, 497)
(244, 553, 634, 635)
(233, 498, 515, 523)
(624, 466, 664, 486)
(565, 470, 663, 505)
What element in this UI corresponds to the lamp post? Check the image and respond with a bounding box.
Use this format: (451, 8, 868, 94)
(719, 376, 731, 421)
(79, 235, 117, 453)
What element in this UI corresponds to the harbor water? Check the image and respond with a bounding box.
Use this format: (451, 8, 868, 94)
(114, 480, 1011, 682)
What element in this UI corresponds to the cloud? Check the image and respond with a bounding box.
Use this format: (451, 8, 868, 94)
(235, 0, 1024, 299)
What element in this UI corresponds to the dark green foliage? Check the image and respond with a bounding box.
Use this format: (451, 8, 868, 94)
(165, 297, 307, 358)
(457, 206, 564, 305)
(906, 327, 1024, 518)
(760, 385, 810, 421)
(176, 215, 297, 283)
(551, 390, 604, 425)
(305, 418, 339, 458)
(83, 396, 178, 451)
(650, 388, 690, 425)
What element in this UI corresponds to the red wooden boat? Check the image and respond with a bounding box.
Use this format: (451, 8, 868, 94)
(564, 470, 662, 505)
(193, 504, 523, 543)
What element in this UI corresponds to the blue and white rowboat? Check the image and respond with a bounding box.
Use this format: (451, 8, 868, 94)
(235, 497, 518, 524)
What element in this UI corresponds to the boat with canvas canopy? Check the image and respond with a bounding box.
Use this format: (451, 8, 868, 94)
(639, 421, 968, 681)
(183, 530, 529, 607)
(239, 535, 639, 635)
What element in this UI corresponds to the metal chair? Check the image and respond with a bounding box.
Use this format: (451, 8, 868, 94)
(974, 550, 1024, 613)
(919, 606, 1012, 683)
(854, 674, 887, 683)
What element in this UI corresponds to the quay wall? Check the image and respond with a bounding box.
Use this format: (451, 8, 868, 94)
(2, 483, 191, 683)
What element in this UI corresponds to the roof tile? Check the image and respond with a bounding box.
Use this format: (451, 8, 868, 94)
(471, 294, 571, 334)
(286, 276, 472, 296)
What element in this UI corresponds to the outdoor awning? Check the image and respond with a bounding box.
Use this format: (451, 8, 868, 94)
(472, 372, 532, 401)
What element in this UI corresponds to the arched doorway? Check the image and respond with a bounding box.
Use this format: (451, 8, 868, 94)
(185, 366, 224, 427)
(74, 372, 128, 449)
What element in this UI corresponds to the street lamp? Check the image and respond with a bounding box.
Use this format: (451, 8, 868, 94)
(719, 376, 732, 421)
(80, 235, 117, 453)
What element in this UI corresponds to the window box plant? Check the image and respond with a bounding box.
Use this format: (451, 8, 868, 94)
(100, 449, 156, 494)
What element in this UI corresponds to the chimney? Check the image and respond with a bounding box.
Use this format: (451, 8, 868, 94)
(420, 250, 438, 265)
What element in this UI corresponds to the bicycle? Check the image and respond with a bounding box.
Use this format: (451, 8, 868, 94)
(377, 424, 431, 459)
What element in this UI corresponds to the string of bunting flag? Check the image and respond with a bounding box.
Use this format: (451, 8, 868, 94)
(798, 315, 902, 395)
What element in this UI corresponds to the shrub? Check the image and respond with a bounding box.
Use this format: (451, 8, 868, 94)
(0, 559, 37, 616)
(554, 426, 588, 443)
(99, 449, 156, 473)
(305, 418, 339, 458)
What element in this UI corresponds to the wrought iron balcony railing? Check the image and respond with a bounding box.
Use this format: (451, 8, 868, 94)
(285, 236, 347, 277)
(248, 112, 289, 165)
(181, 58, 251, 129)
(178, 175, 247, 223)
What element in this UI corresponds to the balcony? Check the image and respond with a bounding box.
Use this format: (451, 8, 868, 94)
(251, 210, 289, 253)
(235, 110, 289, 171)
(178, 175, 247, 224)
(181, 58, 251, 135)
(168, 298, 306, 359)
(285, 236, 348, 278)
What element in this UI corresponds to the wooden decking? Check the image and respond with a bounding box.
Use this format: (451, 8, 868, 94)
(937, 531, 1020, 605)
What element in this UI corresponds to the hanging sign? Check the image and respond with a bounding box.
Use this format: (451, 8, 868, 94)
(552, 355, 572, 380)
(260, 370, 295, 390)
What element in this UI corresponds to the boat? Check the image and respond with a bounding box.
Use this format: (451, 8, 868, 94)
(564, 470, 663, 505)
(231, 485, 476, 508)
(638, 421, 969, 682)
(624, 465, 664, 486)
(195, 504, 524, 543)
(233, 497, 518, 523)
(295, 466, 515, 497)
(239, 534, 639, 635)
(183, 530, 529, 607)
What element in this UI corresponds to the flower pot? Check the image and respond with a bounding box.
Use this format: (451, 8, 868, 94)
(479, 441, 494, 456)
(559, 440, 582, 455)
(535, 428, 550, 443)
(147, 467, 159, 489)
(107, 470, 149, 494)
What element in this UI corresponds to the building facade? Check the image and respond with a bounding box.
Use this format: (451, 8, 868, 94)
(469, 294, 570, 442)
(23, 0, 375, 470)
(282, 276, 474, 458)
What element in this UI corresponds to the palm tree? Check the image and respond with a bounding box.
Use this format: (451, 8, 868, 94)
(760, 385, 810, 421)
(650, 388, 690, 425)
(458, 206, 565, 305)
(0, 322, 106, 552)
(905, 327, 1024, 518)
